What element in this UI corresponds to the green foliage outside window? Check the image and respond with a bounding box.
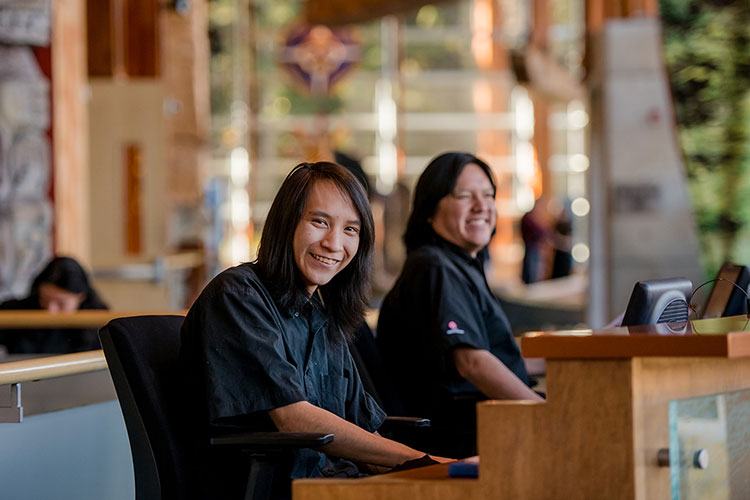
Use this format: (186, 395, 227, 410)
(660, 0, 750, 278)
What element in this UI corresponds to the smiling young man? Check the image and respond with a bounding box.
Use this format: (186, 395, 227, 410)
(179, 162, 447, 499)
(377, 152, 543, 459)
(292, 180, 361, 294)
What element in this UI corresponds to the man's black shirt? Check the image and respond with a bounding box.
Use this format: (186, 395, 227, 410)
(179, 263, 385, 494)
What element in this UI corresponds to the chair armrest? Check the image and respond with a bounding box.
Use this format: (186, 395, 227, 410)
(210, 432, 334, 499)
(452, 391, 483, 402)
(210, 431, 333, 451)
(379, 416, 430, 433)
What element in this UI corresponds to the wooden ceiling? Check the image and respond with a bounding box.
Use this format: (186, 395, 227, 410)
(304, 0, 455, 25)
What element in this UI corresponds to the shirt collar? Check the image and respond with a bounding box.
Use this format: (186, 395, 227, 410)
(290, 289, 326, 318)
(433, 234, 487, 268)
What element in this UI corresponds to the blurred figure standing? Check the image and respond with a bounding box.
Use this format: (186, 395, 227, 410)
(550, 204, 573, 279)
(520, 199, 549, 284)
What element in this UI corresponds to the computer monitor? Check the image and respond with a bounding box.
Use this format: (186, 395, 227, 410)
(701, 262, 750, 318)
(621, 277, 693, 326)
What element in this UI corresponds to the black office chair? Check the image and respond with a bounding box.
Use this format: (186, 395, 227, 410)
(99, 315, 333, 500)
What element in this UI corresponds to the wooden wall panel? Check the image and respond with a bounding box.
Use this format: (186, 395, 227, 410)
(86, 0, 158, 77)
(478, 360, 636, 499)
(124, 0, 159, 76)
(88, 80, 166, 266)
(86, 0, 121, 76)
(124, 143, 143, 254)
(632, 357, 750, 499)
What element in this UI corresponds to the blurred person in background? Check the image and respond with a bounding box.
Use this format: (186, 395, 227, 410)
(0, 256, 108, 354)
(550, 202, 573, 279)
(520, 198, 550, 284)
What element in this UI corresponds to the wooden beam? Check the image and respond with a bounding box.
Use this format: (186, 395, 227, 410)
(53, 0, 90, 265)
(86, 0, 125, 76)
(124, 0, 159, 76)
(161, 0, 211, 206)
(124, 143, 143, 254)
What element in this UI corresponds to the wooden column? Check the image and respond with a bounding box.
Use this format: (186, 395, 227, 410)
(53, 0, 90, 265)
(531, 0, 551, 201)
(161, 0, 210, 207)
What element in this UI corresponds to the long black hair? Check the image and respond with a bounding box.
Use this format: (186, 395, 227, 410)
(31, 256, 108, 309)
(403, 152, 496, 253)
(256, 162, 375, 343)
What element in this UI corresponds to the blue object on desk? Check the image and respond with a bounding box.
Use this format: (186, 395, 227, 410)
(448, 459, 478, 478)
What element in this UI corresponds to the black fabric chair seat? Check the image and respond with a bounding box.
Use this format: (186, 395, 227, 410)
(99, 315, 332, 500)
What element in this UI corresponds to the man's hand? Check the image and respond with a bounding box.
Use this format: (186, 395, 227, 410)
(268, 401, 426, 468)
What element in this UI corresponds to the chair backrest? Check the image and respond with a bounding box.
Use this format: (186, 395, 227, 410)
(350, 321, 407, 415)
(99, 315, 188, 500)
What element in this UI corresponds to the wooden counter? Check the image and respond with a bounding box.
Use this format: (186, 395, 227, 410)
(294, 462, 480, 500)
(522, 315, 750, 358)
(294, 315, 750, 500)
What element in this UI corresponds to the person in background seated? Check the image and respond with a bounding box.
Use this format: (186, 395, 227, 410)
(0, 256, 108, 354)
(377, 152, 543, 459)
(179, 162, 450, 499)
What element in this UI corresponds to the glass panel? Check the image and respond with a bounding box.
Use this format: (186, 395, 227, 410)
(669, 389, 750, 500)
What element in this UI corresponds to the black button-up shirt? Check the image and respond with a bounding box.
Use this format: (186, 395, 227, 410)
(377, 237, 529, 453)
(180, 262, 385, 487)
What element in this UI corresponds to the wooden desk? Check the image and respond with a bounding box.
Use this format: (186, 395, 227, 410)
(294, 462, 480, 499)
(0, 310, 185, 329)
(294, 316, 750, 500)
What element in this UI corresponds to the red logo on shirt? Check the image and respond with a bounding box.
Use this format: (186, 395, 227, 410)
(446, 320, 465, 335)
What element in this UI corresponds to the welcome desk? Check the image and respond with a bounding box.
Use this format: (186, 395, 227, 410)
(294, 316, 750, 500)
